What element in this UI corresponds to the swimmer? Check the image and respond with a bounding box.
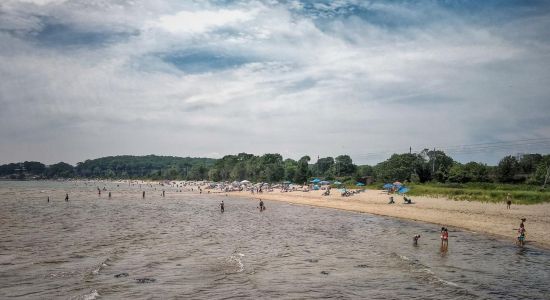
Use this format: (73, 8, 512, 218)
(516, 222, 526, 247)
(162, 190, 165, 197)
(65, 193, 69, 202)
(220, 200, 225, 213)
(413, 234, 420, 245)
(108, 192, 111, 198)
(47, 196, 50, 203)
(142, 191, 145, 199)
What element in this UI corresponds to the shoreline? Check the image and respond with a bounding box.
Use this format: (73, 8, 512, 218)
(217, 189, 550, 249)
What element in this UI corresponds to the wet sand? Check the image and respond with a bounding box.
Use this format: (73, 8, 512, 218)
(224, 189, 550, 249)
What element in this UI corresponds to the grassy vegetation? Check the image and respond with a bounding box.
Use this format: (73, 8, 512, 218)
(403, 183, 550, 204)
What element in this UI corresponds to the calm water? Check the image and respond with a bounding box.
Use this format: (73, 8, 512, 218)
(0, 181, 549, 300)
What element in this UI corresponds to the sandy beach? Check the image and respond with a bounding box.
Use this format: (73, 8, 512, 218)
(223, 188, 550, 249)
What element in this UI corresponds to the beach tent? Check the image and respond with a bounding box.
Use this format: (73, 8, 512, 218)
(356, 182, 365, 186)
(397, 187, 410, 194)
(310, 178, 321, 184)
(383, 183, 394, 189)
(320, 180, 330, 185)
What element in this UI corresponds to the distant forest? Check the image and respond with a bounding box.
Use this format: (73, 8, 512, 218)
(1, 151, 549, 185)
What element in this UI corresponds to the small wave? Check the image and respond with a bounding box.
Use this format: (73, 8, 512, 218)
(226, 253, 245, 273)
(71, 289, 99, 300)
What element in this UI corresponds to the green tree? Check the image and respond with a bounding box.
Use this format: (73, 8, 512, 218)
(496, 156, 520, 183)
(294, 156, 311, 184)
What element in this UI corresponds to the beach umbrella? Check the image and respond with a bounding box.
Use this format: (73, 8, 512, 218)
(333, 181, 342, 185)
(393, 181, 403, 186)
(320, 180, 330, 185)
(240, 180, 250, 184)
(397, 187, 410, 194)
(356, 182, 365, 186)
(311, 178, 321, 183)
(383, 183, 393, 189)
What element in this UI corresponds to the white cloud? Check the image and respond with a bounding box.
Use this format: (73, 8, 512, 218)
(0, 0, 549, 165)
(154, 9, 256, 34)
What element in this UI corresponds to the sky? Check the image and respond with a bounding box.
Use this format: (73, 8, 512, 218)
(1, 0, 550, 166)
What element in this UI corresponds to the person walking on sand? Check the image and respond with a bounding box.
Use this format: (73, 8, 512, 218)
(506, 193, 512, 209)
(65, 193, 69, 202)
(220, 200, 225, 213)
(259, 199, 265, 212)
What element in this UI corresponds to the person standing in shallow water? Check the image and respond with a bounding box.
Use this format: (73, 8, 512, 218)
(142, 191, 145, 199)
(65, 193, 69, 202)
(259, 199, 265, 212)
(108, 192, 111, 198)
(220, 200, 225, 213)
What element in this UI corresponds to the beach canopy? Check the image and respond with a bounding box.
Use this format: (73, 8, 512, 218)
(356, 182, 365, 186)
(397, 187, 410, 194)
(240, 180, 250, 184)
(333, 181, 342, 185)
(320, 180, 330, 185)
(383, 183, 394, 189)
(310, 178, 321, 183)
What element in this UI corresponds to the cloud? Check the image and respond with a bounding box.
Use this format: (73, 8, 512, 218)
(1, 0, 550, 165)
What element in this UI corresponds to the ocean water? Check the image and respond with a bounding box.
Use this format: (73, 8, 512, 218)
(0, 181, 549, 299)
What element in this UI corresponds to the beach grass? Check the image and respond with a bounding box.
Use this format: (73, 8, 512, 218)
(404, 183, 550, 204)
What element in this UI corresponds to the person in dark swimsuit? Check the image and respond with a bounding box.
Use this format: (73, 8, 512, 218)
(259, 199, 265, 212)
(220, 201, 225, 213)
(65, 193, 69, 202)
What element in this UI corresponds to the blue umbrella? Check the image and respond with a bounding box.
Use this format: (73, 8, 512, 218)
(356, 182, 365, 186)
(313, 185, 320, 190)
(397, 187, 410, 194)
(383, 183, 394, 189)
(310, 178, 321, 183)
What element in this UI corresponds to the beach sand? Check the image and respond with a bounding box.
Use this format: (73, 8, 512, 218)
(223, 189, 550, 249)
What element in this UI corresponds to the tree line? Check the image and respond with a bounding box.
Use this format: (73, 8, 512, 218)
(0, 152, 549, 185)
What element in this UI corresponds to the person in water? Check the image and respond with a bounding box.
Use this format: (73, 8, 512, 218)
(162, 190, 165, 197)
(220, 200, 225, 213)
(108, 192, 111, 198)
(142, 191, 145, 199)
(440, 228, 449, 251)
(65, 193, 69, 202)
(517, 218, 527, 246)
(47, 196, 50, 203)
(259, 199, 265, 212)
(413, 234, 421, 245)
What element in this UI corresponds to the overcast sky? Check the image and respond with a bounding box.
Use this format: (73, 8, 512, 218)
(1, 0, 550, 166)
